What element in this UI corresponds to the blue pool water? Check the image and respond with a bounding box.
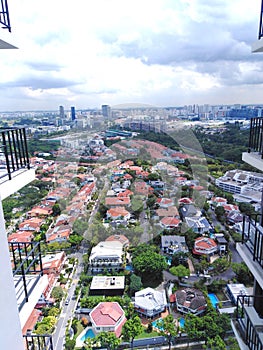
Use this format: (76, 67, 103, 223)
(80, 328, 95, 342)
(166, 257, 172, 266)
(152, 318, 164, 331)
(125, 264, 134, 272)
(179, 318, 185, 328)
(208, 293, 219, 308)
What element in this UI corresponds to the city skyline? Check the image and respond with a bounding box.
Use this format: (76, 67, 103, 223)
(0, 0, 263, 111)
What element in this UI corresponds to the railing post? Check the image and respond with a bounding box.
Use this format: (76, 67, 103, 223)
(1, 130, 11, 180)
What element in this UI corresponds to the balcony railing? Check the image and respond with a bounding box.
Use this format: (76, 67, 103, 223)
(9, 241, 43, 311)
(242, 215, 263, 269)
(236, 294, 263, 350)
(259, 0, 263, 40)
(248, 118, 263, 157)
(0, 0, 11, 32)
(0, 127, 30, 182)
(23, 334, 53, 350)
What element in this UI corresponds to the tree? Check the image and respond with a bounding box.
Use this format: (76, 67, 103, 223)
(232, 262, 254, 285)
(129, 274, 143, 295)
(171, 251, 188, 267)
(207, 335, 226, 349)
(239, 202, 255, 216)
(157, 315, 178, 350)
(95, 332, 121, 350)
(64, 339, 76, 350)
(169, 265, 190, 281)
(215, 206, 226, 223)
(51, 286, 64, 301)
(52, 203, 61, 216)
(122, 315, 143, 350)
(132, 246, 167, 284)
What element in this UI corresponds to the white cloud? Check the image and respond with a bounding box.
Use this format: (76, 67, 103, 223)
(0, 0, 262, 110)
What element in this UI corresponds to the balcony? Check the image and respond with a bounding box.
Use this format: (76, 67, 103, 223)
(236, 295, 263, 350)
(23, 334, 53, 350)
(0, 127, 35, 199)
(242, 117, 263, 172)
(236, 215, 263, 290)
(252, 1, 263, 52)
(9, 242, 51, 334)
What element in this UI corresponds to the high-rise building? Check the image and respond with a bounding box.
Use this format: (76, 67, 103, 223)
(59, 105, 65, 119)
(102, 104, 111, 119)
(234, 119, 263, 349)
(71, 106, 76, 121)
(231, 10, 263, 348)
(0, 128, 53, 349)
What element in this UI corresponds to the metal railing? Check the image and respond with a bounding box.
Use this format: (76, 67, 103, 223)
(0, 127, 30, 181)
(9, 241, 43, 311)
(259, 0, 263, 39)
(0, 0, 11, 32)
(248, 118, 263, 158)
(23, 334, 53, 350)
(242, 215, 263, 269)
(236, 294, 263, 350)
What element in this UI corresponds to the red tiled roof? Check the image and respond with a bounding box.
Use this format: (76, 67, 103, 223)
(22, 309, 42, 335)
(161, 217, 181, 226)
(90, 302, 125, 327)
(107, 207, 129, 218)
(105, 197, 130, 206)
(8, 231, 34, 243)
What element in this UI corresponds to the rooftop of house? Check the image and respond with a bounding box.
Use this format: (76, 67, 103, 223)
(175, 288, 207, 311)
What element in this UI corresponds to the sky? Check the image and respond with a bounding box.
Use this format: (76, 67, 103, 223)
(0, 0, 263, 111)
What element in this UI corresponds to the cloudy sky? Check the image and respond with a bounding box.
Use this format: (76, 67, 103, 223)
(0, 0, 262, 111)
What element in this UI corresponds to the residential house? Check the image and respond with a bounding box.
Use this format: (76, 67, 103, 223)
(46, 227, 71, 244)
(105, 234, 130, 248)
(210, 197, 228, 207)
(161, 235, 188, 255)
(227, 211, 243, 225)
(214, 234, 228, 255)
(18, 218, 45, 232)
(192, 237, 218, 256)
(156, 197, 174, 208)
(8, 231, 34, 244)
(89, 302, 126, 337)
(134, 287, 167, 318)
(27, 205, 53, 218)
(154, 206, 179, 221)
(106, 207, 131, 221)
(160, 217, 181, 230)
(41, 252, 66, 275)
(105, 197, 130, 207)
(89, 276, 125, 296)
(179, 204, 201, 219)
(185, 216, 211, 234)
(89, 241, 124, 273)
(175, 288, 207, 315)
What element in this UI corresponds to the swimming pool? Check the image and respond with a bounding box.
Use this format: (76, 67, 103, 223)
(80, 328, 95, 342)
(208, 293, 219, 308)
(179, 318, 185, 328)
(152, 318, 164, 331)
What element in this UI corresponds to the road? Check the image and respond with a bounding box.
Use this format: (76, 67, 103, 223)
(52, 253, 83, 350)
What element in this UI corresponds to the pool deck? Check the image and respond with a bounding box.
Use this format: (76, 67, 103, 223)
(141, 309, 169, 327)
(76, 327, 96, 348)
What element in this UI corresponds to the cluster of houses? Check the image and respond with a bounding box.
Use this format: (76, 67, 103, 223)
(8, 157, 96, 245)
(10, 140, 251, 342)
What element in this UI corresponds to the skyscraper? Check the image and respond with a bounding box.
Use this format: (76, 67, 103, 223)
(71, 106, 76, 121)
(102, 104, 111, 119)
(59, 105, 65, 119)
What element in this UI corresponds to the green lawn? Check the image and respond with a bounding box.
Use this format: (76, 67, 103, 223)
(135, 329, 160, 339)
(74, 321, 85, 338)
